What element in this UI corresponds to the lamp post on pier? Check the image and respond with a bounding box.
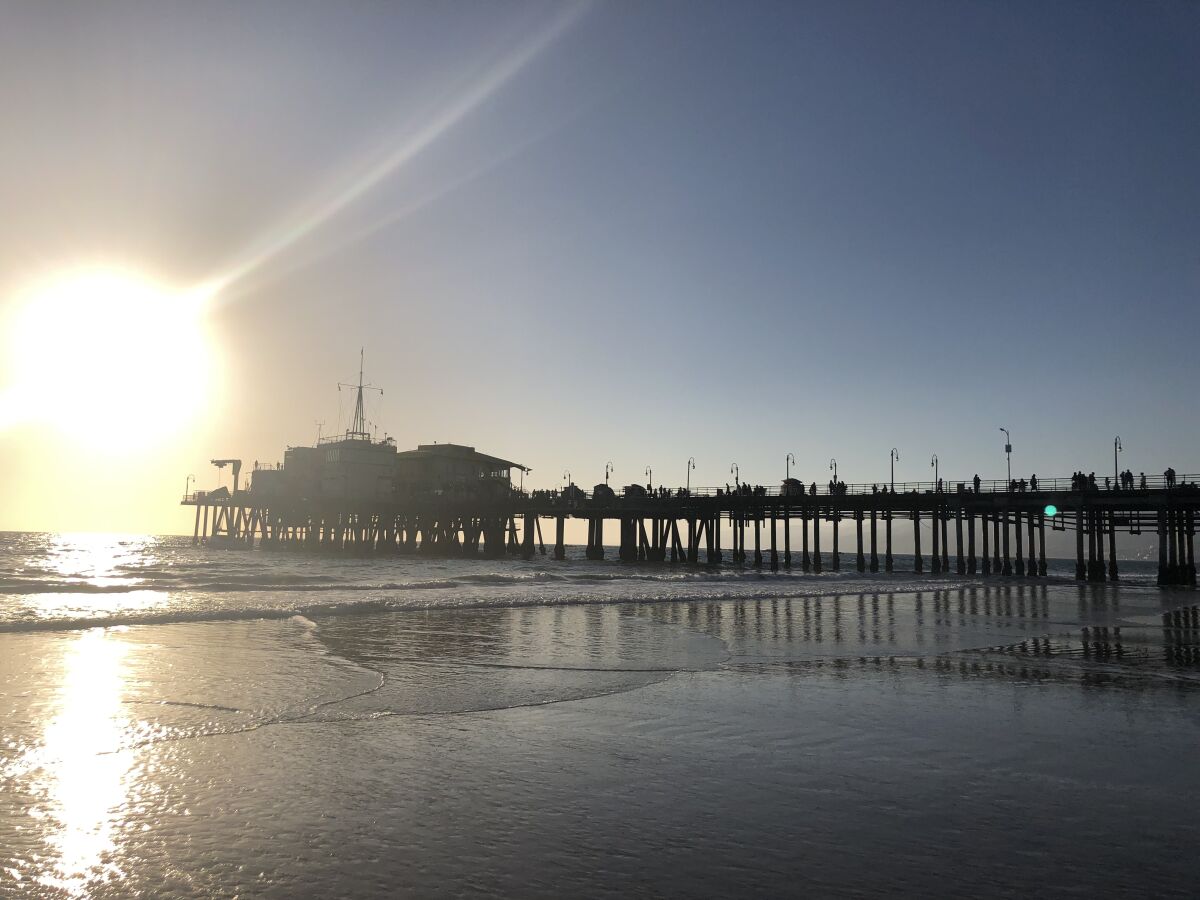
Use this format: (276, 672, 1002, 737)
(562, 470, 571, 491)
(605, 461, 613, 486)
(786, 452, 795, 485)
(686, 457, 695, 493)
(829, 458, 837, 491)
(1113, 436, 1122, 487)
(999, 427, 1012, 488)
(184, 473, 194, 499)
(730, 463, 739, 490)
(890, 448, 899, 491)
(931, 454, 938, 490)
(645, 466, 653, 490)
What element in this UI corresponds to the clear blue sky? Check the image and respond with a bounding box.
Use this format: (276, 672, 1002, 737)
(0, 0, 1197, 531)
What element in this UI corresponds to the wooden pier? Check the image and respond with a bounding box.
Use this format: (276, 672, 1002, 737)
(183, 473, 1199, 587)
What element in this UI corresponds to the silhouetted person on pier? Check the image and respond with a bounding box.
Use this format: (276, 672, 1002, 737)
(1140, 472, 1147, 490)
(973, 474, 981, 493)
(1030, 475, 1038, 492)
(1105, 476, 1111, 490)
(1166, 467, 1176, 487)
(1087, 472, 1097, 491)
(811, 482, 817, 495)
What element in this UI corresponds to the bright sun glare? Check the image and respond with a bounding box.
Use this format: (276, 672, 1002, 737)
(2, 268, 216, 448)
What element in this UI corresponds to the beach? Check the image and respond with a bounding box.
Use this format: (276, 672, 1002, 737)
(2, 533, 1199, 897)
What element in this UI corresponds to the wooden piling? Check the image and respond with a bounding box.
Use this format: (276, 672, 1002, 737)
(885, 508, 893, 572)
(931, 503, 941, 574)
(1001, 510, 1012, 576)
(1076, 506, 1087, 581)
(802, 504, 811, 571)
(1157, 507, 1169, 586)
(855, 511, 865, 572)
(1026, 510, 1037, 577)
(1038, 513, 1047, 576)
(813, 506, 822, 573)
(869, 507, 879, 572)
(913, 509, 923, 573)
(831, 507, 840, 571)
(968, 512, 977, 575)
(1014, 509, 1025, 577)
(783, 503, 791, 569)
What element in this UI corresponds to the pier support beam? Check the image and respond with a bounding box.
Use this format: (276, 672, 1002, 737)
(955, 508, 965, 575)
(783, 504, 791, 569)
(936, 511, 945, 573)
(754, 516, 762, 568)
(770, 512, 778, 570)
(1107, 510, 1118, 581)
(1038, 513, 1047, 576)
(801, 506, 811, 571)
(931, 505, 941, 574)
(1014, 509, 1025, 577)
(869, 507, 879, 573)
(1168, 507, 1180, 584)
(554, 517, 566, 560)
(1157, 508, 1169, 586)
(813, 507, 822, 573)
(1027, 511, 1037, 577)
(855, 511, 865, 573)
(993, 514, 1001, 573)
(522, 515, 535, 561)
(1187, 510, 1197, 586)
(832, 509, 840, 571)
(885, 508, 893, 572)
(1001, 511, 1012, 576)
(913, 510, 923, 573)
(1076, 506, 1087, 581)
(981, 511, 990, 576)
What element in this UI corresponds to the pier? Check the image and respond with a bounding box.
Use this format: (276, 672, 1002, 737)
(183, 473, 1199, 588)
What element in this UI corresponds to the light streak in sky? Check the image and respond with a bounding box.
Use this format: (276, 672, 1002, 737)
(202, 1, 592, 300)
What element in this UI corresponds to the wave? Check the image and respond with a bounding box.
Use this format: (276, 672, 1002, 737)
(0, 575, 1019, 634)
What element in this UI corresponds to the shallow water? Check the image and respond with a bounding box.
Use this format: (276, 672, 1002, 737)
(1, 533, 1198, 897)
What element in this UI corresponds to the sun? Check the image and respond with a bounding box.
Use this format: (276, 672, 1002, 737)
(1, 267, 218, 449)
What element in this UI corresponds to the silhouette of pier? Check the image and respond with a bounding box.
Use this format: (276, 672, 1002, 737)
(182, 472, 1199, 588)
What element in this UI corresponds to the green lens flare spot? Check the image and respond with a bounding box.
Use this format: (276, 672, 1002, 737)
(1044, 504, 1058, 517)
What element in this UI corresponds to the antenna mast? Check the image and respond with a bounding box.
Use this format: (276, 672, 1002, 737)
(338, 348, 382, 441)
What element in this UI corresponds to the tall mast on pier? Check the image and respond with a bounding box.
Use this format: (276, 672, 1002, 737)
(338, 348, 380, 441)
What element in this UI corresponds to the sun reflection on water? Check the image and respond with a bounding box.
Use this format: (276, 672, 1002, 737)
(31, 629, 134, 896)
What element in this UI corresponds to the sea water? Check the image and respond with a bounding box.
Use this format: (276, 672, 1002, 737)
(1, 532, 1197, 898)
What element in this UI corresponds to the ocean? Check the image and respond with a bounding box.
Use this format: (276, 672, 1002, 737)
(1, 531, 1198, 898)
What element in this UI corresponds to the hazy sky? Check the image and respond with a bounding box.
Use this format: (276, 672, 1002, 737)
(1, 0, 1197, 533)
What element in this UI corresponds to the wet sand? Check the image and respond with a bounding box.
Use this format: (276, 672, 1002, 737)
(2, 584, 1199, 897)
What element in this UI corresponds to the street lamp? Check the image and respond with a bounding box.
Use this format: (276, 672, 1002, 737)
(645, 466, 653, 489)
(890, 448, 899, 491)
(999, 427, 1012, 488)
(1113, 436, 1122, 487)
(185, 473, 195, 498)
(730, 462, 739, 489)
(786, 452, 795, 484)
(520, 468, 529, 493)
(562, 469, 571, 489)
(605, 461, 614, 486)
(930, 454, 938, 490)
(686, 457, 695, 493)
(829, 458, 837, 489)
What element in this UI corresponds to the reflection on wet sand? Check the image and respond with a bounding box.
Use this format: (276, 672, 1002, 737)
(29, 629, 133, 896)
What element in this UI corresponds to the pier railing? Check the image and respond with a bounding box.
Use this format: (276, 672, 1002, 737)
(534, 473, 1198, 503)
